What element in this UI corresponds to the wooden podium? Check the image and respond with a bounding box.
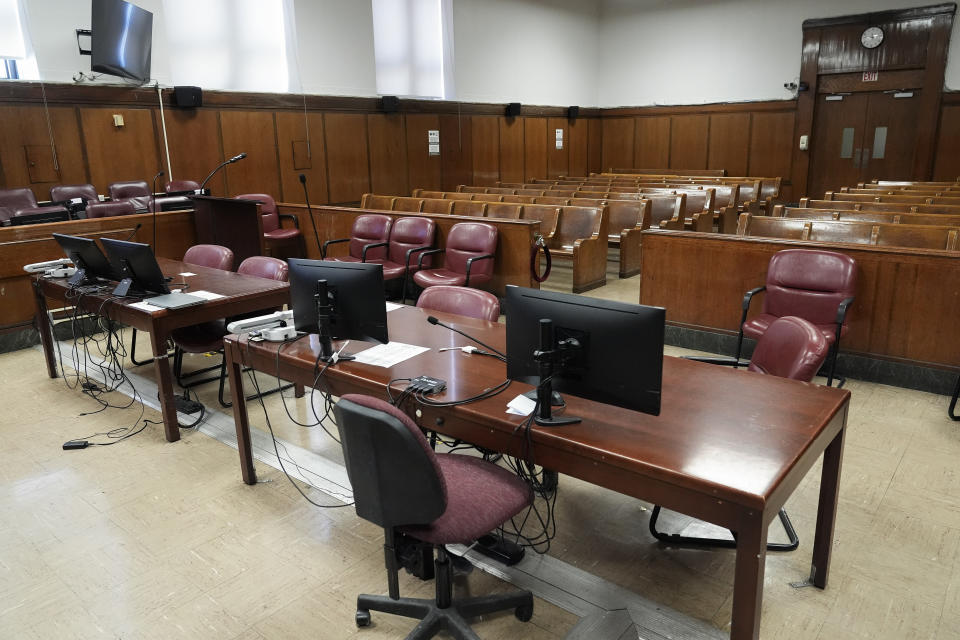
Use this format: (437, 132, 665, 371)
(191, 195, 265, 266)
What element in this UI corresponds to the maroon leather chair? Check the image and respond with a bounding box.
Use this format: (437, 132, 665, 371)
(416, 285, 500, 322)
(413, 222, 497, 290)
(50, 183, 98, 204)
(234, 193, 302, 258)
(322, 214, 392, 262)
(651, 315, 830, 552)
(164, 179, 200, 193)
(736, 248, 856, 387)
(86, 201, 136, 218)
(334, 395, 534, 637)
(375, 216, 435, 301)
(108, 180, 152, 212)
(0, 187, 68, 225)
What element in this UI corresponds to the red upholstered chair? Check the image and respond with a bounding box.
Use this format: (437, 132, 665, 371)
(735, 248, 856, 387)
(0, 187, 68, 225)
(234, 193, 302, 258)
(107, 180, 152, 212)
(651, 315, 830, 552)
(50, 183, 99, 204)
(416, 285, 500, 322)
(413, 222, 497, 290)
(322, 214, 393, 262)
(164, 179, 200, 193)
(333, 395, 534, 637)
(377, 216, 435, 302)
(86, 201, 136, 218)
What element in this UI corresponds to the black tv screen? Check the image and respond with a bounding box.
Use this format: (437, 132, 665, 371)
(91, 0, 153, 83)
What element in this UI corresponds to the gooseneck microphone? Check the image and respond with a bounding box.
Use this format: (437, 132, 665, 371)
(426, 315, 506, 359)
(199, 152, 248, 192)
(151, 170, 164, 251)
(126, 222, 143, 242)
(299, 174, 324, 256)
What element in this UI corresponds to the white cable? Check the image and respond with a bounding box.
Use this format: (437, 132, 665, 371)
(157, 82, 173, 180)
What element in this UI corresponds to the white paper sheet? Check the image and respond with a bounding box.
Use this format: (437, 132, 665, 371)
(179, 271, 197, 276)
(506, 394, 537, 416)
(128, 301, 163, 313)
(352, 342, 429, 368)
(189, 290, 225, 300)
(385, 301, 404, 312)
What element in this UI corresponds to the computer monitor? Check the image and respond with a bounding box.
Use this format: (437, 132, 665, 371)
(9, 209, 70, 226)
(52, 233, 117, 286)
(505, 285, 665, 426)
(90, 0, 153, 84)
(288, 259, 388, 362)
(99, 237, 170, 297)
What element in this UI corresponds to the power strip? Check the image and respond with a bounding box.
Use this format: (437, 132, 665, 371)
(260, 326, 298, 342)
(46, 266, 78, 278)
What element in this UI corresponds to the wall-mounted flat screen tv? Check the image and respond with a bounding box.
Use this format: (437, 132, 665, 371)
(90, 0, 153, 83)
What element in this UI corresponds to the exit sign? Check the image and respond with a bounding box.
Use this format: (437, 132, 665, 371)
(863, 71, 879, 82)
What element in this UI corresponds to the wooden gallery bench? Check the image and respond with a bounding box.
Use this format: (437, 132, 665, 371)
(736, 214, 960, 251)
(774, 206, 960, 228)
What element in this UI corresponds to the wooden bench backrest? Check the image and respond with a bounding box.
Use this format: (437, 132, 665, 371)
(486, 202, 523, 219)
(486, 187, 515, 195)
(647, 194, 685, 226)
(737, 215, 811, 239)
(876, 224, 960, 250)
(456, 185, 486, 193)
(361, 194, 396, 210)
(443, 192, 474, 201)
(535, 196, 571, 205)
(451, 200, 487, 217)
(516, 189, 545, 197)
(739, 214, 960, 250)
(471, 194, 503, 203)
(520, 204, 560, 237)
(806, 220, 876, 245)
(552, 206, 605, 246)
(568, 197, 606, 207)
(778, 206, 960, 227)
(393, 197, 425, 212)
(415, 190, 444, 199)
(712, 184, 740, 209)
(607, 200, 650, 233)
(421, 199, 454, 215)
(680, 188, 715, 215)
(501, 194, 537, 204)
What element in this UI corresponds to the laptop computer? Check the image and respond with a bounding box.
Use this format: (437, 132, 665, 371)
(143, 292, 207, 309)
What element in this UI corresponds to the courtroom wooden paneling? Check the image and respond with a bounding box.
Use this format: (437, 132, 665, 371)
(546, 117, 569, 179)
(669, 114, 709, 170)
(933, 103, 960, 180)
(524, 117, 548, 182)
(0, 105, 88, 201)
(749, 111, 796, 200)
(639, 229, 960, 370)
(162, 108, 225, 196)
(471, 116, 500, 186)
(633, 116, 671, 170)
(219, 110, 282, 198)
(405, 113, 442, 193)
(600, 117, 635, 171)
(367, 113, 409, 197)
(568, 117, 590, 178)
(498, 117, 524, 184)
(324, 113, 371, 203)
(439, 113, 473, 191)
(275, 111, 329, 205)
(708, 113, 751, 177)
(79, 107, 161, 193)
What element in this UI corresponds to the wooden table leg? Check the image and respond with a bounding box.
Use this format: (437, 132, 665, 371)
(226, 341, 257, 484)
(294, 383, 305, 398)
(730, 513, 769, 640)
(811, 422, 847, 588)
(32, 281, 58, 378)
(151, 330, 180, 443)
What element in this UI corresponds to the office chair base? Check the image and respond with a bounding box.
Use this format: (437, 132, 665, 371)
(356, 590, 533, 640)
(949, 373, 960, 421)
(649, 505, 799, 552)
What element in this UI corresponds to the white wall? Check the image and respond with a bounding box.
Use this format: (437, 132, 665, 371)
(599, 0, 960, 107)
(452, 0, 601, 106)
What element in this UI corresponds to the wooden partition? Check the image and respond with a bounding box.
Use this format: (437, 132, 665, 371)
(639, 229, 960, 369)
(0, 210, 196, 332)
(276, 203, 539, 297)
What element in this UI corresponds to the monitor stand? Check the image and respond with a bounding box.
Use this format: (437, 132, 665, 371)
(316, 279, 355, 364)
(532, 319, 580, 427)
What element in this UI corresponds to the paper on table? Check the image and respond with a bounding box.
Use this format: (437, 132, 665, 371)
(189, 290, 225, 300)
(179, 272, 196, 277)
(128, 301, 163, 313)
(352, 342, 429, 368)
(385, 301, 404, 312)
(506, 394, 537, 416)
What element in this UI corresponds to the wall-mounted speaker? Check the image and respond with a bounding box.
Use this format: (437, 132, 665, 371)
(567, 105, 580, 120)
(381, 95, 400, 113)
(506, 102, 522, 117)
(172, 86, 202, 108)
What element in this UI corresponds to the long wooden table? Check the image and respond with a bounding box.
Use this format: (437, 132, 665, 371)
(223, 305, 850, 640)
(33, 258, 289, 442)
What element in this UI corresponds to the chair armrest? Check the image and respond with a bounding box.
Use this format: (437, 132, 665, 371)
(836, 296, 855, 326)
(659, 216, 684, 230)
(361, 241, 389, 262)
(405, 245, 433, 268)
(690, 212, 713, 233)
(464, 253, 495, 287)
(417, 248, 445, 270)
(743, 286, 766, 311)
(321, 237, 350, 259)
(278, 213, 300, 229)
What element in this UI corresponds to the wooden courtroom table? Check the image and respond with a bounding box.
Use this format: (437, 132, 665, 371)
(32, 258, 289, 442)
(223, 305, 850, 640)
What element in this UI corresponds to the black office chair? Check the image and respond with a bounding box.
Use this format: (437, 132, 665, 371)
(334, 394, 534, 639)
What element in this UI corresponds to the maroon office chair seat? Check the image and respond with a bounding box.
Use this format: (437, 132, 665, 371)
(149, 196, 192, 212)
(416, 285, 500, 322)
(235, 193, 303, 257)
(334, 394, 534, 637)
(86, 201, 136, 218)
(164, 179, 200, 193)
(108, 180, 150, 200)
(50, 183, 98, 203)
(182, 244, 235, 271)
(322, 214, 393, 262)
(413, 222, 497, 290)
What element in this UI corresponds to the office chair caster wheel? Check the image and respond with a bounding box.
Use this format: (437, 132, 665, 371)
(515, 604, 533, 622)
(356, 610, 371, 627)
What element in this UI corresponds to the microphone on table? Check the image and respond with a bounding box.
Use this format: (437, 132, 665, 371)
(426, 315, 506, 359)
(199, 152, 247, 193)
(151, 170, 164, 251)
(299, 173, 324, 257)
(125, 222, 143, 242)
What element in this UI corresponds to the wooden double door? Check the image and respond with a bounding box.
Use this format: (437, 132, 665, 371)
(807, 89, 921, 199)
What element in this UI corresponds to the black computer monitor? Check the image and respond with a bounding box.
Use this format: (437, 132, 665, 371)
(288, 259, 388, 362)
(9, 209, 70, 226)
(52, 233, 117, 286)
(99, 237, 170, 296)
(505, 285, 665, 426)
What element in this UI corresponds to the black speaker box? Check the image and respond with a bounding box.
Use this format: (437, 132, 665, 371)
(567, 106, 580, 120)
(381, 95, 400, 113)
(173, 86, 202, 108)
(506, 102, 522, 117)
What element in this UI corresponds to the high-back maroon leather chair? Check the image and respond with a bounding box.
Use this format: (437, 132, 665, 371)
(0, 188, 67, 225)
(377, 216, 435, 302)
(333, 394, 534, 637)
(412, 222, 497, 290)
(651, 315, 830, 553)
(737, 248, 856, 386)
(416, 285, 500, 322)
(183, 244, 235, 271)
(164, 179, 200, 193)
(50, 183, 98, 203)
(86, 201, 136, 218)
(322, 214, 393, 262)
(234, 193, 303, 258)
(108, 180, 150, 200)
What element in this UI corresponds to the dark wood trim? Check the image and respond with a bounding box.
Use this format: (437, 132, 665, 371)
(802, 3, 956, 29)
(817, 69, 924, 93)
(603, 100, 796, 117)
(914, 12, 955, 178)
(942, 91, 960, 105)
(792, 28, 822, 197)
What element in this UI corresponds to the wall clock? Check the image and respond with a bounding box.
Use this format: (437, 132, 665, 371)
(861, 26, 884, 49)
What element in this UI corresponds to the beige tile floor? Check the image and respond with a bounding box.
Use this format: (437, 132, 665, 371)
(2, 259, 959, 639)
